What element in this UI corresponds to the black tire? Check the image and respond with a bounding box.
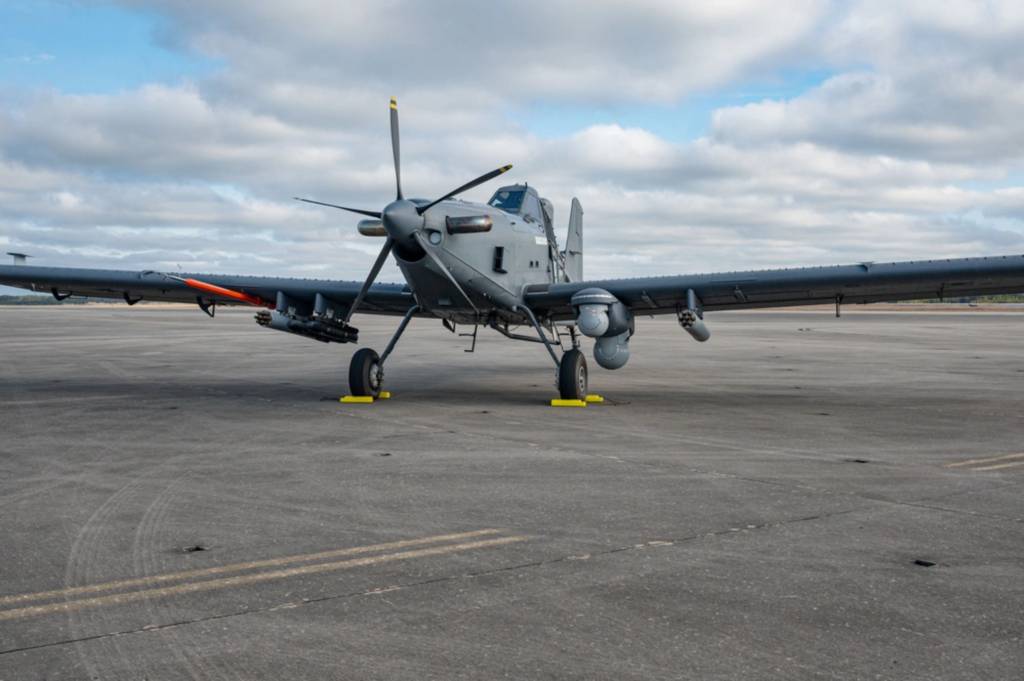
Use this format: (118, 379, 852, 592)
(558, 349, 588, 400)
(348, 348, 382, 397)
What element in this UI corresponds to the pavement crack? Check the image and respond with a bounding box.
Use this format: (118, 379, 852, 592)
(883, 497, 1023, 524)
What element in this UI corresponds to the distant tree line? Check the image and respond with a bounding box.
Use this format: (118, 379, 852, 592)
(915, 294, 1024, 303)
(0, 294, 89, 305)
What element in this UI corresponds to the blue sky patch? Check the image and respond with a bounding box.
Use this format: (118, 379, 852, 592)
(0, 1, 219, 93)
(508, 69, 834, 142)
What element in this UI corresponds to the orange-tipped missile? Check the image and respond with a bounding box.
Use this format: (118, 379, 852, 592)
(173, 276, 272, 308)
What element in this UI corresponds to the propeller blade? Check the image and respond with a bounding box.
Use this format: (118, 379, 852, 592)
(390, 97, 403, 200)
(345, 237, 394, 322)
(412, 232, 478, 313)
(294, 197, 382, 219)
(416, 164, 513, 215)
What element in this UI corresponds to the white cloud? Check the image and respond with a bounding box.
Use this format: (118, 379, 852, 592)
(714, 1, 1024, 163)
(138, 0, 827, 102)
(1, 0, 1023, 283)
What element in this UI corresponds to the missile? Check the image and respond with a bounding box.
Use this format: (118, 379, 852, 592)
(678, 309, 710, 342)
(255, 310, 358, 344)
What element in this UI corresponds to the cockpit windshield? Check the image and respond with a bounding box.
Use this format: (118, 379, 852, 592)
(488, 189, 525, 214)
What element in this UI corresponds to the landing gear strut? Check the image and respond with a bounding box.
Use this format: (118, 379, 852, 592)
(347, 304, 420, 397)
(515, 303, 591, 401)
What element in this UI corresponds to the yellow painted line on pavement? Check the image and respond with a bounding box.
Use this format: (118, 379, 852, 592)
(945, 452, 1024, 469)
(972, 460, 1024, 472)
(0, 529, 503, 607)
(0, 535, 528, 621)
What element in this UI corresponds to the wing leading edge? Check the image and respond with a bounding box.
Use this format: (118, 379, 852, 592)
(5, 255, 1024, 320)
(525, 254, 1024, 319)
(0, 265, 414, 316)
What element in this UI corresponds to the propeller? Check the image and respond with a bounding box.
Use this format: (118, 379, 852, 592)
(345, 237, 394, 323)
(390, 97, 402, 199)
(295, 97, 512, 321)
(413, 231, 478, 314)
(415, 164, 512, 215)
(293, 198, 381, 218)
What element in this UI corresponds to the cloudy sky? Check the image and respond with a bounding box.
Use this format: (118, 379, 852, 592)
(2, 0, 1023, 289)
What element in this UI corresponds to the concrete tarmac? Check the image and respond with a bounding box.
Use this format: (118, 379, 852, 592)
(0, 306, 1022, 680)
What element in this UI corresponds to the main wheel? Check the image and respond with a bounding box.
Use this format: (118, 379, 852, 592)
(348, 348, 382, 397)
(558, 348, 588, 400)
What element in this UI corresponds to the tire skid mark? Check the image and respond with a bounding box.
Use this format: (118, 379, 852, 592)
(55, 345, 196, 681)
(61, 461, 192, 681)
(64, 478, 153, 681)
(134, 400, 249, 681)
(133, 475, 218, 681)
(59, 451, 226, 680)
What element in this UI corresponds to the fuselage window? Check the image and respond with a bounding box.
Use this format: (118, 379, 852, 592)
(522, 193, 544, 224)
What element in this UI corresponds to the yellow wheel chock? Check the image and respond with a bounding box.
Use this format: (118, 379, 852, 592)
(550, 399, 587, 407)
(340, 391, 391, 404)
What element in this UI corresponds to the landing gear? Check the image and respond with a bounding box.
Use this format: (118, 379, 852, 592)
(348, 348, 382, 397)
(346, 304, 421, 398)
(558, 349, 588, 400)
(514, 303, 592, 402)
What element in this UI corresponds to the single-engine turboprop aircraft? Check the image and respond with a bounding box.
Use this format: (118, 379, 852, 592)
(3, 98, 1024, 401)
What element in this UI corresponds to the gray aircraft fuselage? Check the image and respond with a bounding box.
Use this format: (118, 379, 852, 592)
(392, 185, 556, 323)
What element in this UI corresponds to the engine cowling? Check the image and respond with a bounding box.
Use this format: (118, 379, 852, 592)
(571, 287, 634, 369)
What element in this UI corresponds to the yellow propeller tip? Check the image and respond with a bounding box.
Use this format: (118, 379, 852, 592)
(389, 97, 397, 109)
(501, 164, 512, 172)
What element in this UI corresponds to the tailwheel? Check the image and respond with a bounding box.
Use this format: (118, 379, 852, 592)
(349, 348, 382, 397)
(558, 348, 588, 400)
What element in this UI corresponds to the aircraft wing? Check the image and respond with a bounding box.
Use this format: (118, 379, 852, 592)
(0, 265, 414, 315)
(524, 254, 1024, 319)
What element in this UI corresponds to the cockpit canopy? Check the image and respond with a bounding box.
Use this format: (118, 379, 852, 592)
(488, 186, 526, 214)
(488, 184, 547, 226)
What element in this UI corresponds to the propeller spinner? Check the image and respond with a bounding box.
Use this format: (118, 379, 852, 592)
(295, 98, 512, 322)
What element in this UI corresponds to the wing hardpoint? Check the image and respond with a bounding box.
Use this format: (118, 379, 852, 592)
(524, 255, 1024, 319)
(0, 265, 414, 316)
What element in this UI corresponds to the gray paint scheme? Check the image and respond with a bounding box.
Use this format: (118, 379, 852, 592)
(525, 254, 1024, 319)
(4, 254, 1023, 324)
(0, 266, 414, 315)
(563, 198, 583, 282)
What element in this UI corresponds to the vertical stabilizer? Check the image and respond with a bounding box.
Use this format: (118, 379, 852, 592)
(563, 198, 583, 281)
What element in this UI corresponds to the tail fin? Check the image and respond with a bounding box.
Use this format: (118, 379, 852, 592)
(563, 198, 583, 282)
